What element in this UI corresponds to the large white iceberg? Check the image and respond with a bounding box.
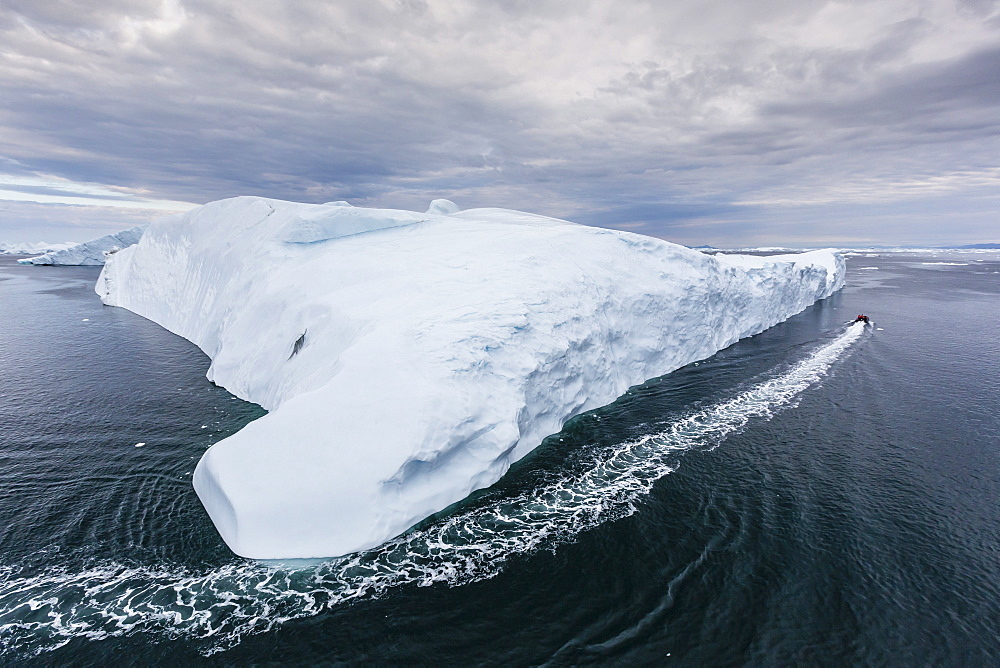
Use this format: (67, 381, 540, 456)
(97, 196, 844, 559)
(20, 225, 146, 265)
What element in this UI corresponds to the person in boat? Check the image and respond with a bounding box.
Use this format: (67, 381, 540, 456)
(855, 314, 870, 324)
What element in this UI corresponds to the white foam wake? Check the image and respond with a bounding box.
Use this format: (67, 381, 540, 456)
(0, 324, 863, 657)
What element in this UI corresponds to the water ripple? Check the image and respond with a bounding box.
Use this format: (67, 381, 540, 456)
(0, 324, 864, 657)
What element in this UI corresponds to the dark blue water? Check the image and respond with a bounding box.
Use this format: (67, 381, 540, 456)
(0, 252, 997, 665)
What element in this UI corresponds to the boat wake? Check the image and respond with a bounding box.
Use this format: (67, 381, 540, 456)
(0, 324, 864, 657)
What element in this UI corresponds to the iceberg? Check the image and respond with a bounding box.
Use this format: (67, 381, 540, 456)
(0, 241, 75, 255)
(20, 225, 146, 265)
(97, 196, 844, 559)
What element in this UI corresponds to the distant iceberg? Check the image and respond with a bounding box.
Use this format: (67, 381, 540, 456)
(0, 241, 75, 255)
(19, 225, 146, 265)
(97, 196, 845, 559)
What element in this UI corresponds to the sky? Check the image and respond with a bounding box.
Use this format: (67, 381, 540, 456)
(0, 0, 997, 246)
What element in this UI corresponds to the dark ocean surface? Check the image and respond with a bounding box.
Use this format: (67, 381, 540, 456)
(0, 251, 997, 666)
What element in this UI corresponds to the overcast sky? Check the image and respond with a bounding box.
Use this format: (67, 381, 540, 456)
(0, 0, 997, 245)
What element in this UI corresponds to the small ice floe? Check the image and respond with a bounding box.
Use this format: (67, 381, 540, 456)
(876, 328, 884, 331)
(134, 442, 145, 447)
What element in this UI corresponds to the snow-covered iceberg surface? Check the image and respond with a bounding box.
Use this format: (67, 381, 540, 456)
(20, 225, 146, 265)
(97, 196, 845, 559)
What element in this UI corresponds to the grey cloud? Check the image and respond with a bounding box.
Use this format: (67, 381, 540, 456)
(0, 199, 163, 242)
(3, 0, 163, 27)
(0, 182, 129, 200)
(959, 0, 1000, 17)
(764, 47, 1000, 126)
(1, 0, 528, 204)
(0, 0, 997, 246)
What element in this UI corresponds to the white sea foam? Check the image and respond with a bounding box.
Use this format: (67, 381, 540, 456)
(0, 324, 863, 657)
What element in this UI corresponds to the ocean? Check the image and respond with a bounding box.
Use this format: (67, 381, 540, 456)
(0, 250, 997, 665)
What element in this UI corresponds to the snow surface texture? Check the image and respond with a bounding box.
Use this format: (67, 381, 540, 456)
(0, 241, 75, 255)
(20, 225, 146, 265)
(97, 196, 845, 559)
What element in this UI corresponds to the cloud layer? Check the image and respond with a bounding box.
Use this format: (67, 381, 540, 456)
(0, 0, 997, 244)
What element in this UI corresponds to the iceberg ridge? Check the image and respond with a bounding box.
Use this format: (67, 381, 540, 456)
(21, 225, 147, 265)
(97, 196, 844, 559)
